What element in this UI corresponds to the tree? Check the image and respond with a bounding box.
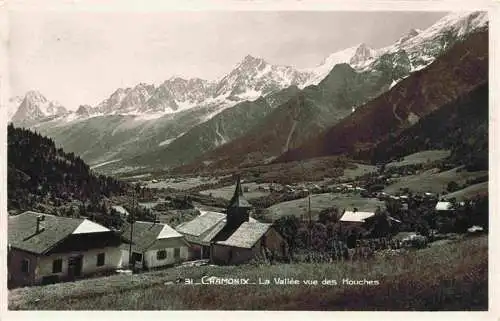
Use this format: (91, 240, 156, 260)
(274, 216, 300, 257)
(447, 181, 460, 193)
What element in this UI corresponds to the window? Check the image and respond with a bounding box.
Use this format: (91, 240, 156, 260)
(52, 259, 62, 273)
(132, 252, 143, 263)
(156, 250, 167, 260)
(97, 253, 105, 267)
(174, 248, 180, 259)
(21, 258, 30, 274)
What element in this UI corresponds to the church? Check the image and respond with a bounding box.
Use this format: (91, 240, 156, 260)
(176, 177, 288, 265)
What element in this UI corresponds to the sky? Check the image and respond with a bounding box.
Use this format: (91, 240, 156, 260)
(9, 11, 448, 110)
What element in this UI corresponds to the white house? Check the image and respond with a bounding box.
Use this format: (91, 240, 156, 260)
(120, 221, 189, 270)
(339, 209, 401, 227)
(8, 211, 123, 288)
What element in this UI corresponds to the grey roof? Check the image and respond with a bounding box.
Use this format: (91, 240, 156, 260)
(176, 211, 259, 246)
(121, 221, 185, 253)
(200, 219, 228, 244)
(216, 222, 271, 249)
(176, 211, 226, 237)
(9, 211, 86, 254)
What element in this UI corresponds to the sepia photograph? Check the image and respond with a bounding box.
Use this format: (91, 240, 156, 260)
(2, 0, 494, 313)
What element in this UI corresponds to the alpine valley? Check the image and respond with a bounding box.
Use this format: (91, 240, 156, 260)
(8, 11, 488, 177)
(7, 11, 490, 311)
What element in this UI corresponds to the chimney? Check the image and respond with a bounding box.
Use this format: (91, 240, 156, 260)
(36, 215, 46, 233)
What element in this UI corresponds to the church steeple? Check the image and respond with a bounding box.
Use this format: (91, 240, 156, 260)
(226, 175, 252, 228)
(228, 175, 251, 209)
(232, 175, 243, 198)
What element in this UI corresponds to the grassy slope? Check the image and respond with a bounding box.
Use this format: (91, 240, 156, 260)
(383, 167, 488, 195)
(199, 182, 270, 200)
(442, 182, 488, 201)
(9, 235, 487, 310)
(265, 193, 385, 221)
(386, 150, 451, 168)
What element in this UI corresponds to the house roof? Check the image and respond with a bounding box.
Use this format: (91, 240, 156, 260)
(216, 222, 271, 249)
(121, 221, 184, 252)
(111, 205, 129, 216)
(176, 210, 259, 245)
(340, 211, 376, 223)
(435, 201, 453, 211)
(8, 211, 110, 255)
(176, 211, 226, 237)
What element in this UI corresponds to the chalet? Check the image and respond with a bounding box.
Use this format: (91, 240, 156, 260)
(340, 210, 377, 226)
(435, 201, 454, 212)
(8, 211, 123, 288)
(120, 221, 189, 270)
(339, 209, 401, 236)
(177, 177, 288, 265)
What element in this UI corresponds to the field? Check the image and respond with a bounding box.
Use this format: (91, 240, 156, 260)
(340, 163, 378, 181)
(386, 150, 451, 168)
(264, 193, 385, 220)
(383, 167, 488, 195)
(8, 235, 487, 310)
(199, 182, 270, 200)
(145, 176, 223, 190)
(442, 182, 489, 201)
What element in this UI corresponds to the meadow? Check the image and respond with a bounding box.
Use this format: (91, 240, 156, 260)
(9, 235, 487, 310)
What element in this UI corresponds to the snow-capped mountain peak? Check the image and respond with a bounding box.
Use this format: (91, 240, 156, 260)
(10, 91, 68, 123)
(302, 45, 360, 86)
(24, 90, 48, 104)
(349, 43, 377, 67)
(397, 28, 422, 44)
(238, 54, 267, 69)
(10, 11, 488, 124)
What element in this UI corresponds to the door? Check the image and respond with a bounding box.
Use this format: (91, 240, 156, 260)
(68, 255, 83, 278)
(131, 252, 143, 269)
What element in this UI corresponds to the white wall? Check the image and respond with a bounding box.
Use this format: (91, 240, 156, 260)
(144, 246, 188, 269)
(37, 246, 121, 281)
(119, 249, 129, 268)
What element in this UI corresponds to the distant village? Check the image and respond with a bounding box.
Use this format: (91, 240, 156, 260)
(7, 174, 487, 289)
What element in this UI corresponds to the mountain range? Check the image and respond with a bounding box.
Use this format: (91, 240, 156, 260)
(275, 30, 488, 165)
(175, 12, 489, 173)
(8, 11, 488, 176)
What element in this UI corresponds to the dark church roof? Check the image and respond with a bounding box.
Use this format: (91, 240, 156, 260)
(227, 176, 252, 209)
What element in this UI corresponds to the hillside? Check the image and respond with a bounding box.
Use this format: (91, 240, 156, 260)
(366, 83, 488, 170)
(7, 124, 128, 212)
(275, 31, 488, 165)
(121, 86, 301, 170)
(175, 61, 399, 173)
(11, 12, 487, 176)
(9, 235, 488, 310)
